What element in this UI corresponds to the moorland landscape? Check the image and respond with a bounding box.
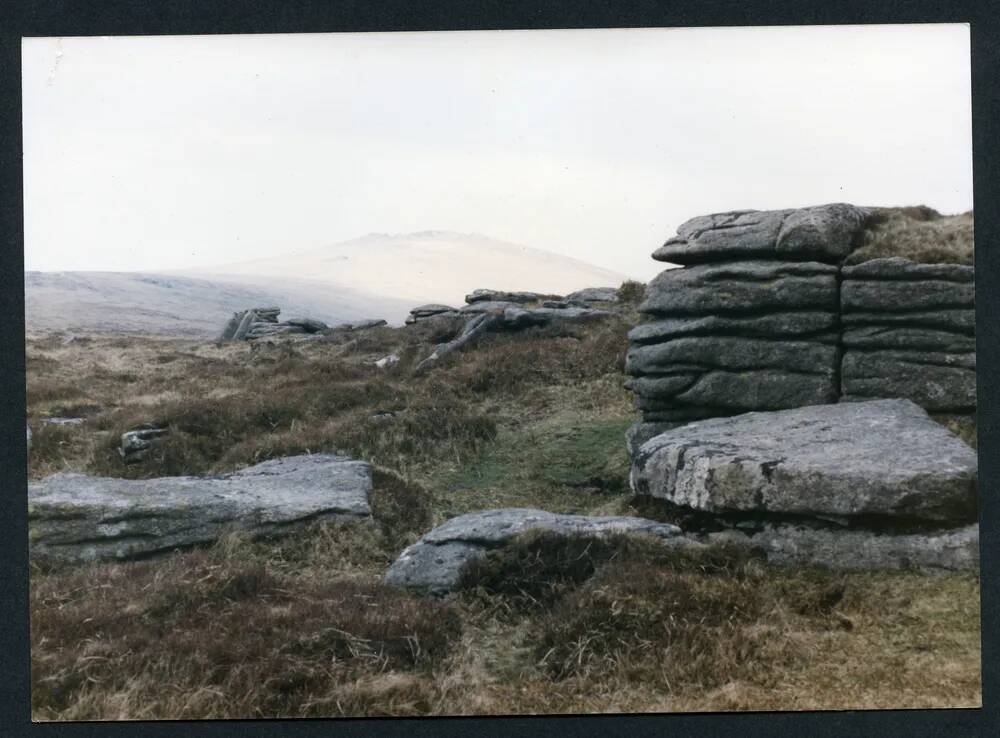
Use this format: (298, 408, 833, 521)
(24, 204, 981, 719)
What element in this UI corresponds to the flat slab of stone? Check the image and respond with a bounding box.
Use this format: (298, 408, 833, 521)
(626, 336, 838, 376)
(29, 454, 372, 565)
(842, 326, 975, 352)
(707, 523, 979, 572)
(841, 279, 975, 312)
(641, 260, 838, 316)
(566, 287, 620, 304)
(630, 399, 977, 523)
(841, 309, 975, 334)
(628, 312, 839, 345)
(842, 257, 974, 283)
(652, 204, 868, 265)
(383, 508, 687, 595)
(502, 306, 611, 328)
(465, 289, 560, 304)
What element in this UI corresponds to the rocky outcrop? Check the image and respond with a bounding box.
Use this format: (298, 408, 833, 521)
(28, 454, 372, 565)
(383, 508, 689, 595)
(566, 287, 621, 305)
(406, 304, 462, 324)
(627, 205, 976, 439)
(630, 400, 979, 571)
(841, 257, 975, 412)
(465, 289, 561, 304)
(218, 307, 332, 342)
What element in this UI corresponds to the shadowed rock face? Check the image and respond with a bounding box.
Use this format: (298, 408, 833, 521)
(708, 524, 979, 573)
(383, 508, 689, 595)
(28, 455, 372, 565)
(630, 399, 978, 523)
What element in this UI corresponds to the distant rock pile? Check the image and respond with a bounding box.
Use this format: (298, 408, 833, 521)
(626, 204, 976, 451)
(218, 306, 326, 342)
(630, 399, 979, 571)
(28, 454, 372, 565)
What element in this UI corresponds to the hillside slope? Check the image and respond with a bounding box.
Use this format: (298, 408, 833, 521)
(186, 230, 631, 311)
(23, 271, 414, 337)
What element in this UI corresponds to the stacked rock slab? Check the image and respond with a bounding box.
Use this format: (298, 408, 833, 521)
(841, 257, 975, 412)
(626, 204, 976, 453)
(627, 204, 868, 448)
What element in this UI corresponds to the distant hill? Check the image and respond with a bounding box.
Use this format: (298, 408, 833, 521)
(26, 232, 631, 336)
(184, 231, 630, 312)
(23, 271, 413, 337)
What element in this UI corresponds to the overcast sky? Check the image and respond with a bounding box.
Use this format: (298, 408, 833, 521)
(22, 25, 972, 280)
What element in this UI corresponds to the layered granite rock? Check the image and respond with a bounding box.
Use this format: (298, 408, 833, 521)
(29, 454, 372, 565)
(384, 508, 689, 595)
(630, 400, 978, 571)
(627, 205, 976, 445)
(841, 257, 976, 412)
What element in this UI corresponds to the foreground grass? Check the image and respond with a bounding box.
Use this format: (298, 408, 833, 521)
(25, 296, 982, 717)
(30, 526, 981, 719)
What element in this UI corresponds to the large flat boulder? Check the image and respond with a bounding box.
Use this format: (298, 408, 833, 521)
(630, 399, 977, 523)
(841, 279, 975, 312)
(652, 204, 869, 265)
(29, 454, 372, 565)
(383, 508, 687, 595)
(640, 260, 838, 316)
(841, 257, 974, 283)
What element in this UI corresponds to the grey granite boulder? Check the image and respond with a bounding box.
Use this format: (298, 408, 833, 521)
(565, 287, 620, 304)
(501, 306, 611, 328)
(29, 454, 372, 565)
(707, 523, 979, 572)
(465, 289, 560, 304)
(652, 204, 869, 265)
(630, 399, 977, 523)
(640, 260, 838, 316)
(459, 300, 522, 315)
(383, 508, 689, 595)
(119, 427, 170, 464)
(672, 369, 839, 411)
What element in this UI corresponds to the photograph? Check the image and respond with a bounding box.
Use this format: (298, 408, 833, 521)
(21, 24, 980, 720)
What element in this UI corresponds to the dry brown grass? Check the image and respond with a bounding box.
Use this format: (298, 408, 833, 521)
(24, 306, 982, 718)
(847, 206, 974, 265)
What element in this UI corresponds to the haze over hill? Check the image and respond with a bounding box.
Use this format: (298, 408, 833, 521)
(183, 231, 631, 312)
(25, 232, 630, 336)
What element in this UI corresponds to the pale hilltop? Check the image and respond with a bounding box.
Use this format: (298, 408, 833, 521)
(184, 230, 631, 314)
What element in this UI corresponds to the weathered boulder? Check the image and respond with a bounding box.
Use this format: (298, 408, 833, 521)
(375, 353, 400, 369)
(652, 204, 869, 265)
(565, 287, 620, 304)
(460, 300, 522, 315)
(640, 260, 839, 316)
(29, 454, 372, 565)
(348, 318, 388, 331)
(501, 306, 611, 328)
(283, 317, 330, 333)
(465, 289, 560, 304)
(630, 399, 977, 523)
(707, 523, 979, 572)
(119, 427, 169, 464)
(384, 508, 689, 595)
(625, 421, 683, 458)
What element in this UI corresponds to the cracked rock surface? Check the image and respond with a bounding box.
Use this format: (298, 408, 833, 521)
(28, 454, 372, 565)
(630, 399, 977, 522)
